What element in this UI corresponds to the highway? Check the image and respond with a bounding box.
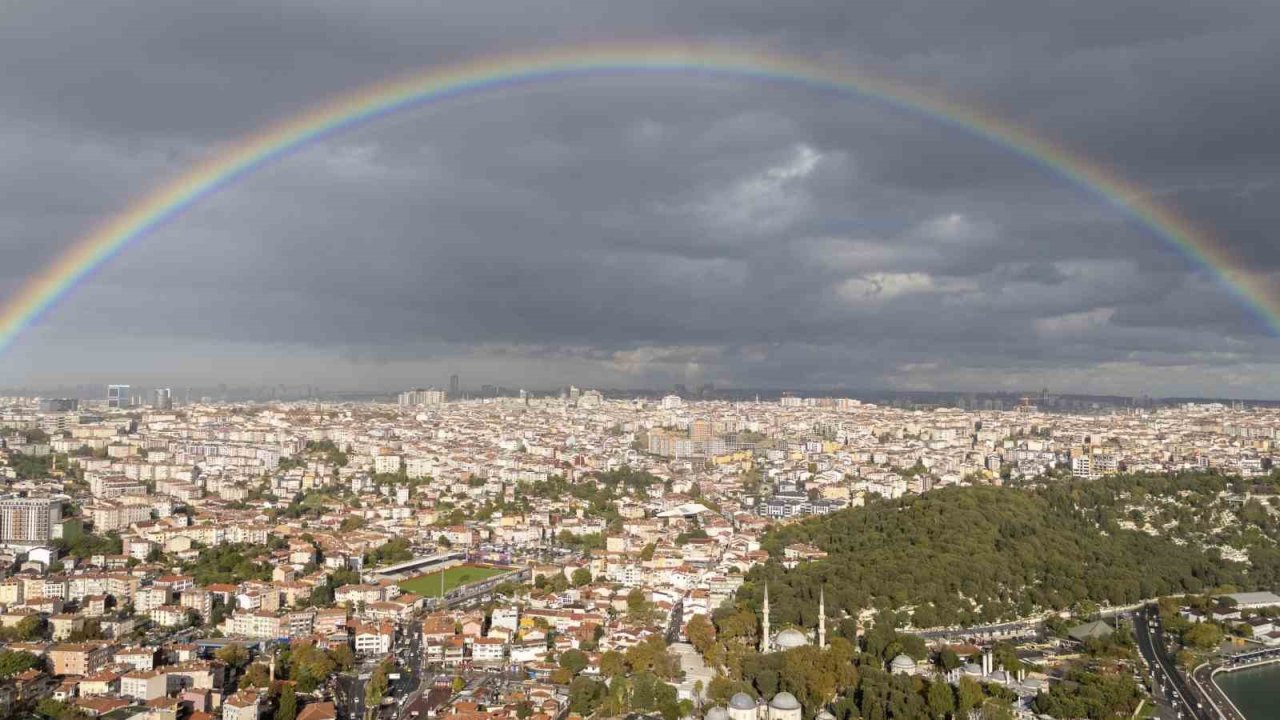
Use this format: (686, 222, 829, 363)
(1133, 604, 1216, 720)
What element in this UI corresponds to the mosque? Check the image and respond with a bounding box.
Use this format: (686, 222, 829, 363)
(758, 586, 826, 653)
(700, 586, 1045, 720)
(702, 691, 814, 720)
(699, 587, 831, 720)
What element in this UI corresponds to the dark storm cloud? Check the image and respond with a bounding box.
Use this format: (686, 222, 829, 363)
(3, 0, 1280, 394)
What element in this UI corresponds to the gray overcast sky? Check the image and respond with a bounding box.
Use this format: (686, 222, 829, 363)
(2, 0, 1280, 396)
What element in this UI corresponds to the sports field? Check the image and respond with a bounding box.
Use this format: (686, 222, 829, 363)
(397, 564, 510, 597)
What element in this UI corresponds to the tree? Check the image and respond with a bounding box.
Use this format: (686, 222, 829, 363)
(599, 650, 627, 679)
(216, 643, 250, 669)
(707, 675, 752, 707)
(748, 479, 1253, 629)
(687, 614, 716, 655)
(926, 680, 955, 719)
(602, 676, 631, 717)
(957, 676, 983, 716)
(559, 649, 589, 675)
(451, 676, 466, 693)
(714, 604, 758, 644)
(627, 588, 658, 624)
(276, 684, 298, 720)
(36, 699, 88, 720)
(0, 650, 42, 678)
(365, 659, 395, 711)
(329, 644, 355, 672)
(629, 671, 682, 720)
(983, 699, 1016, 720)
(571, 568, 593, 587)
(568, 676, 607, 715)
(16, 614, 47, 641)
(937, 647, 961, 672)
(625, 635, 678, 679)
(242, 664, 271, 688)
(1183, 622, 1224, 650)
(289, 643, 336, 693)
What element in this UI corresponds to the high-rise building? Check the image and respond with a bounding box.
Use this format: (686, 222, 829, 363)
(397, 388, 446, 407)
(691, 419, 715, 442)
(449, 374, 460, 397)
(107, 384, 130, 409)
(38, 398, 79, 413)
(0, 497, 62, 546)
(153, 388, 173, 410)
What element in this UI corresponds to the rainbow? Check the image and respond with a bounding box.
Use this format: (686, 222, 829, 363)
(0, 42, 1273, 357)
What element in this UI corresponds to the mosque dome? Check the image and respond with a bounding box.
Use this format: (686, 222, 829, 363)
(706, 707, 730, 720)
(775, 628, 808, 650)
(729, 693, 757, 711)
(961, 663, 984, 676)
(890, 654, 917, 671)
(769, 693, 801, 711)
(815, 710, 837, 720)
(987, 669, 1013, 684)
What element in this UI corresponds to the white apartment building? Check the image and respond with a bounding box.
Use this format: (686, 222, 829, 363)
(0, 496, 62, 545)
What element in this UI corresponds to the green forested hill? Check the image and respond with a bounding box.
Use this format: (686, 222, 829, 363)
(744, 478, 1261, 628)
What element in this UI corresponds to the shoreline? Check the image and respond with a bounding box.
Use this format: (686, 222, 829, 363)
(1209, 656, 1280, 720)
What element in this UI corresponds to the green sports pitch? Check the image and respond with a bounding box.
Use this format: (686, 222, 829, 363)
(397, 564, 510, 597)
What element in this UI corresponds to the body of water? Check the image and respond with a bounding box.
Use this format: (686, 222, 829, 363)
(1215, 663, 1280, 719)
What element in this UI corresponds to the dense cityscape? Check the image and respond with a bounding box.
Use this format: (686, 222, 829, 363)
(0, 385, 1276, 720)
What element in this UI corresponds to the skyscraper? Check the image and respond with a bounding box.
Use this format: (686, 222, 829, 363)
(449, 374, 460, 397)
(107, 384, 129, 409)
(153, 388, 173, 410)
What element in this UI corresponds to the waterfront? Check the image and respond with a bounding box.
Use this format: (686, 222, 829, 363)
(1215, 664, 1280, 720)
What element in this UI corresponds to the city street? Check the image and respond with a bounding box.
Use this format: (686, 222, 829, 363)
(336, 621, 426, 720)
(1133, 605, 1214, 720)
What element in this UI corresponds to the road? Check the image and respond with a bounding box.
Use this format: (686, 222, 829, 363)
(1190, 663, 1247, 720)
(1133, 604, 1215, 720)
(336, 620, 426, 720)
(1189, 644, 1280, 720)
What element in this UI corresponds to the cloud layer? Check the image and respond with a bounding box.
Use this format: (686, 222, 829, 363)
(2, 0, 1280, 396)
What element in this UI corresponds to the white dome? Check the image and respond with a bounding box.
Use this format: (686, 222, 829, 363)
(890, 654, 916, 669)
(769, 693, 801, 711)
(729, 693, 757, 711)
(961, 663, 983, 676)
(815, 711, 836, 720)
(775, 628, 808, 649)
(706, 708, 730, 720)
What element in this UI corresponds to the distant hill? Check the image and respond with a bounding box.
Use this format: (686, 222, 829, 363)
(742, 477, 1269, 628)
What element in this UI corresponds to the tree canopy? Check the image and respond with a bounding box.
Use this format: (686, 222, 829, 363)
(751, 478, 1251, 628)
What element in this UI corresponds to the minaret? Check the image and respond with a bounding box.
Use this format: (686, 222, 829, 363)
(818, 587, 826, 649)
(760, 586, 771, 654)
